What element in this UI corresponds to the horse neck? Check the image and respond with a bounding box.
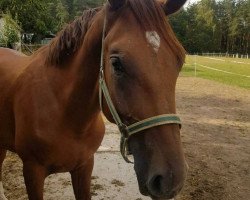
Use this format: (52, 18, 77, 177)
(52, 19, 104, 128)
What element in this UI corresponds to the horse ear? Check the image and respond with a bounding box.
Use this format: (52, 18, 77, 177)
(108, 0, 126, 10)
(162, 0, 187, 15)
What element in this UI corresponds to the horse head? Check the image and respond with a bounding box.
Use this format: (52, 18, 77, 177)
(100, 0, 187, 199)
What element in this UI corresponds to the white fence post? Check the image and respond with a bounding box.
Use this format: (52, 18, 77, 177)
(195, 54, 197, 77)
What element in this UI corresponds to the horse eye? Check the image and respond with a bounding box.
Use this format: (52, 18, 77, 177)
(110, 57, 124, 74)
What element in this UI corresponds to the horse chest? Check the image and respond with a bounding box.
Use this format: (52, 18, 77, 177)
(16, 119, 104, 172)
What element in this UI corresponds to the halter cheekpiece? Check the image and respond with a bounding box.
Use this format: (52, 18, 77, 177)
(99, 14, 181, 163)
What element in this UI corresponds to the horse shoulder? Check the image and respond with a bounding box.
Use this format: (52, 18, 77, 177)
(0, 48, 31, 151)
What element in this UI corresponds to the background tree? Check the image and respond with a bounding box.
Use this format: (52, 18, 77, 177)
(0, 0, 249, 54)
(0, 0, 102, 42)
(169, 0, 250, 54)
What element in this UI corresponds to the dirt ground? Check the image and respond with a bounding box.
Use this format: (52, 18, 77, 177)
(2, 77, 250, 200)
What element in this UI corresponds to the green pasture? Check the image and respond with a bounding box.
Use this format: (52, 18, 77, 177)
(181, 55, 250, 89)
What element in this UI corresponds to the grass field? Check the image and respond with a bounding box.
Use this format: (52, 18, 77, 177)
(181, 55, 250, 89)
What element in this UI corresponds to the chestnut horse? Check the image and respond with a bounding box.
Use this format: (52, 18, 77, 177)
(0, 0, 187, 199)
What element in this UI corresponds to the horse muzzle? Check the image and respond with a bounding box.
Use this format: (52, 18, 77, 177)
(134, 160, 187, 199)
(147, 171, 184, 199)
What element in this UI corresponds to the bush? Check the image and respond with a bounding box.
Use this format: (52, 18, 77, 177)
(0, 31, 5, 46)
(0, 13, 21, 48)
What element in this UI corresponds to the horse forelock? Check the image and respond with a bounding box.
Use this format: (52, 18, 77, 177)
(127, 0, 186, 68)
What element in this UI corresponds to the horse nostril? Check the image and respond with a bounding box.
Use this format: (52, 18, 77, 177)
(148, 175, 164, 197)
(148, 175, 172, 197)
(147, 172, 178, 199)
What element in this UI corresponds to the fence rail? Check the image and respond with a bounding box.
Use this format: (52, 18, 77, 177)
(200, 52, 249, 59)
(21, 43, 44, 54)
(2, 44, 249, 59)
(0, 43, 7, 47)
(0, 43, 44, 54)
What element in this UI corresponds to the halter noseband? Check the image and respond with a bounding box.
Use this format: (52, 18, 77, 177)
(99, 16, 181, 163)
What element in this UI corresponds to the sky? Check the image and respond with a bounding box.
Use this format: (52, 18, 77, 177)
(184, 0, 201, 7)
(187, 0, 200, 3)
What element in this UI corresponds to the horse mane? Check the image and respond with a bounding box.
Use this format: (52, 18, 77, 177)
(46, 8, 99, 66)
(45, 0, 185, 67)
(127, 0, 186, 67)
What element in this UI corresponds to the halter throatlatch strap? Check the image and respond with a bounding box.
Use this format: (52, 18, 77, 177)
(99, 14, 182, 163)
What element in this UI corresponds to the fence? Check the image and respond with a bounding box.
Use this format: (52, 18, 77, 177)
(183, 55, 250, 88)
(21, 43, 44, 55)
(200, 52, 249, 59)
(0, 43, 6, 47)
(0, 42, 44, 54)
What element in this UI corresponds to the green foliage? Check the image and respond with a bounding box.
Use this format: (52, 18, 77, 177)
(0, 13, 20, 46)
(0, 0, 248, 54)
(0, 0, 102, 41)
(63, 0, 103, 20)
(169, 0, 250, 54)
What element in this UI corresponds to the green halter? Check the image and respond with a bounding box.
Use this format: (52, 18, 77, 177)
(99, 16, 181, 163)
